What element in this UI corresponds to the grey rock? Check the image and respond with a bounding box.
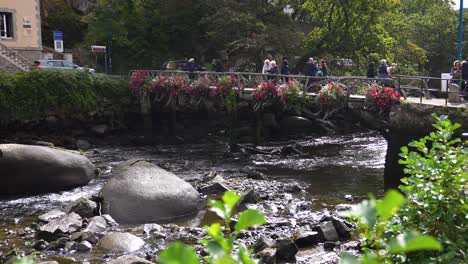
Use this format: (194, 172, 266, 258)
(257, 248, 276, 264)
(102, 214, 119, 226)
(84, 216, 107, 233)
(253, 237, 274, 254)
(39, 212, 83, 238)
(332, 218, 353, 239)
(77, 240, 92, 251)
(200, 182, 229, 195)
(279, 116, 313, 131)
(39, 261, 59, 264)
(76, 139, 91, 150)
(65, 241, 76, 250)
(102, 160, 201, 224)
(235, 188, 258, 211)
(71, 231, 84, 241)
(91, 124, 108, 135)
(324, 241, 340, 251)
(67, 198, 97, 218)
(38, 210, 66, 222)
(275, 239, 298, 262)
(33, 240, 49, 250)
(82, 231, 100, 244)
(107, 255, 155, 264)
(294, 231, 319, 248)
(313, 221, 339, 242)
(98, 232, 144, 252)
(47, 237, 69, 250)
(0, 144, 96, 195)
(142, 223, 163, 235)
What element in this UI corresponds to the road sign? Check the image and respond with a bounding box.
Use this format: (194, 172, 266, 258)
(53, 31, 63, 41)
(53, 31, 63, 52)
(91, 45, 107, 53)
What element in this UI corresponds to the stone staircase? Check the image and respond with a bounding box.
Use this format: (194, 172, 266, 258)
(0, 42, 32, 72)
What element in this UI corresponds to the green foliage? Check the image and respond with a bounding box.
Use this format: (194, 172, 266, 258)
(14, 258, 36, 264)
(159, 190, 267, 264)
(340, 190, 441, 264)
(0, 71, 131, 125)
(341, 114, 466, 264)
(397, 114, 468, 263)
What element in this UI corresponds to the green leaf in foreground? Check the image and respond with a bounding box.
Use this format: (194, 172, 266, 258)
(159, 242, 200, 264)
(235, 209, 267, 234)
(389, 232, 442, 253)
(376, 189, 405, 222)
(14, 258, 37, 264)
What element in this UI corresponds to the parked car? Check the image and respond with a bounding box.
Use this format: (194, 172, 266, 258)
(161, 60, 206, 71)
(35, 60, 96, 73)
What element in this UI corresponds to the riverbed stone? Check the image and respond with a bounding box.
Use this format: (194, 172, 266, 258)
(84, 216, 107, 233)
(98, 232, 145, 252)
(101, 160, 202, 224)
(275, 239, 298, 262)
(253, 237, 275, 253)
(67, 198, 97, 218)
(0, 144, 97, 195)
(38, 210, 66, 223)
(199, 182, 229, 195)
(294, 231, 319, 248)
(331, 218, 353, 239)
(102, 214, 119, 227)
(107, 255, 155, 264)
(279, 116, 313, 132)
(313, 221, 339, 242)
(77, 240, 92, 251)
(38, 212, 83, 240)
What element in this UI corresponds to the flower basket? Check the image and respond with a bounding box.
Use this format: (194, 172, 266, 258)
(317, 82, 347, 109)
(365, 85, 400, 111)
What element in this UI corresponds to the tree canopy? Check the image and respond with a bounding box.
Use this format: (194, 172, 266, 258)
(40, 0, 465, 76)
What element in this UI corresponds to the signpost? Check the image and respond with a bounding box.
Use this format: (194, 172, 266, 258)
(53, 31, 63, 53)
(91, 45, 107, 73)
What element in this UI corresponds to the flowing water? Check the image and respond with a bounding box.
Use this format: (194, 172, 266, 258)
(0, 131, 387, 262)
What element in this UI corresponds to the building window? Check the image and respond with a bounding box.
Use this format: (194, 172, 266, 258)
(0, 12, 13, 39)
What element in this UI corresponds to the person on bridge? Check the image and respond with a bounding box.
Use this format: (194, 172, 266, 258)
(262, 59, 271, 80)
(378, 59, 389, 79)
(281, 57, 289, 82)
(269, 60, 278, 83)
(450, 60, 462, 85)
(319, 59, 328, 77)
(306, 57, 318, 90)
(367, 62, 376, 78)
(187, 58, 197, 79)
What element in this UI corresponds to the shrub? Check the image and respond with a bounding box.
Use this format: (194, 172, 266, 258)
(396, 114, 467, 263)
(159, 190, 267, 264)
(0, 70, 131, 123)
(340, 190, 441, 264)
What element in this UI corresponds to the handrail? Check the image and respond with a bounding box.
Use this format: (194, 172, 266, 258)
(129, 70, 468, 106)
(0, 41, 32, 71)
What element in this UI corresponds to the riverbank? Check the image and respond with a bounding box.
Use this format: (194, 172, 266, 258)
(0, 132, 385, 263)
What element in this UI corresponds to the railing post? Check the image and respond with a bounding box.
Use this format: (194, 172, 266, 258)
(446, 79, 449, 106)
(419, 79, 423, 104)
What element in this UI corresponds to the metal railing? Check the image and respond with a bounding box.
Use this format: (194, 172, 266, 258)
(129, 70, 468, 106)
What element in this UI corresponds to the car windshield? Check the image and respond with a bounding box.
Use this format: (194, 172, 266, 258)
(63, 61, 74, 68)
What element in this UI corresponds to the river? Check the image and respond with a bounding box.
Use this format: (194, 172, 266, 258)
(0, 131, 386, 263)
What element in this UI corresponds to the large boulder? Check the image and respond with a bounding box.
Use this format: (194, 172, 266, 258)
(102, 160, 202, 224)
(0, 144, 97, 195)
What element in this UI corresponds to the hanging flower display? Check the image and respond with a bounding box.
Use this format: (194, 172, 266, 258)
(128, 70, 149, 94)
(318, 82, 347, 108)
(366, 85, 400, 110)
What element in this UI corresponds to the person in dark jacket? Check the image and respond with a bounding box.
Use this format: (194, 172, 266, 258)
(306, 57, 317, 89)
(269, 60, 278, 83)
(367, 62, 376, 78)
(213, 59, 224, 73)
(319, 59, 328, 77)
(187, 58, 197, 79)
(281, 57, 289, 82)
(378, 59, 389, 79)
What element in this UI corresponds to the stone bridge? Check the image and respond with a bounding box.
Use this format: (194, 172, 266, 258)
(131, 70, 468, 190)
